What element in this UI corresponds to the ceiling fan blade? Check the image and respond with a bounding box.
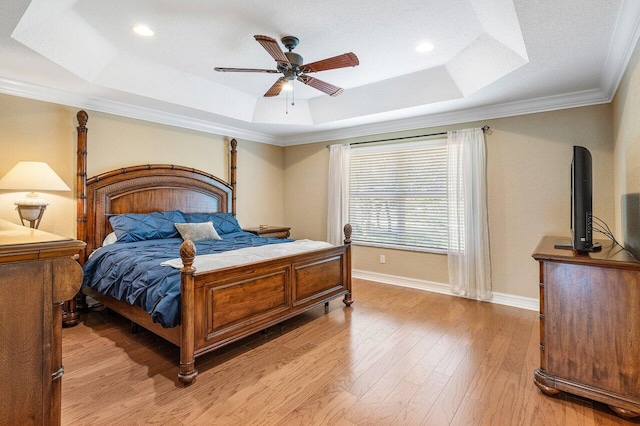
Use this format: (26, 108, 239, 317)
(302, 52, 359, 73)
(297, 75, 344, 96)
(264, 77, 288, 97)
(214, 67, 280, 73)
(254, 35, 291, 68)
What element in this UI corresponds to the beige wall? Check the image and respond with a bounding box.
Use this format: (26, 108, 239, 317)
(0, 91, 619, 300)
(0, 94, 284, 238)
(486, 106, 614, 297)
(284, 104, 615, 299)
(0, 97, 77, 236)
(613, 36, 640, 257)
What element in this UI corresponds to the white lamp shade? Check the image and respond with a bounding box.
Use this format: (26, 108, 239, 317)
(0, 161, 70, 192)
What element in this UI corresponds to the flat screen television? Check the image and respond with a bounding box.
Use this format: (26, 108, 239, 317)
(556, 146, 601, 253)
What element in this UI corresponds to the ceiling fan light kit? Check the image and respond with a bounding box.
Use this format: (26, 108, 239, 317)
(215, 35, 359, 100)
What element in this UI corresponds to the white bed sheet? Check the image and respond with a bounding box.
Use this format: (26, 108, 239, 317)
(160, 239, 333, 272)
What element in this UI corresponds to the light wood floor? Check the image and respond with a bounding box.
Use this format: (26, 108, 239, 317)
(61, 279, 637, 425)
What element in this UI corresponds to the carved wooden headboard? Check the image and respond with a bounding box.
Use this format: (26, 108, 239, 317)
(75, 110, 237, 262)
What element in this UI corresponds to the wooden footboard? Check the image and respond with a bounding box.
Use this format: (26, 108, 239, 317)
(177, 225, 352, 384)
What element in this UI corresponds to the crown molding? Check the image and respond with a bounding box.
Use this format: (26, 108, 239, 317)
(283, 88, 611, 145)
(600, 0, 640, 100)
(0, 76, 613, 148)
(0, 76, 284, 146)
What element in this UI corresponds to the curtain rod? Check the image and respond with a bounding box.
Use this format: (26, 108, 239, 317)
(326, 125, 490, 149)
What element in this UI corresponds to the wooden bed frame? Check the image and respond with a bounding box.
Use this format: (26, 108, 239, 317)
(71, 110, 353, 384)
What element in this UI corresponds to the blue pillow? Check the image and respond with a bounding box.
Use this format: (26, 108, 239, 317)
(108, 211, 186, 242)
(182, 212, 242, 235)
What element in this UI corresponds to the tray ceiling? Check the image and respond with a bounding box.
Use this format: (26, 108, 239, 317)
(0, 0, 637, 145)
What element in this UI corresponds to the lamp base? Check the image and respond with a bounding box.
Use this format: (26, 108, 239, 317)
(15, 202, 47, 229)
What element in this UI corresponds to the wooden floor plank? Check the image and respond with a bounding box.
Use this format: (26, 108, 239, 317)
(369, 379, 420, 424)
(282, 370, 355, 425)
(422, 350, 484, 425)
(60, 280, 638, 425)
(307, 390, 358, 426)
(347, 328, 422, 399)
(391, 371, 450, 425)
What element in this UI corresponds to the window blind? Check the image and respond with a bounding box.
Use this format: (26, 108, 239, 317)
(350, 139, 448, 252)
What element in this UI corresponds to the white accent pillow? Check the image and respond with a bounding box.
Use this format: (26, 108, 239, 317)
(174, 221, 222, 242)
(103, 232, 118, 246)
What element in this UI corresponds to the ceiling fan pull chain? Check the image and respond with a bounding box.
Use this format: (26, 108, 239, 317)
(292, 81, 295, 106)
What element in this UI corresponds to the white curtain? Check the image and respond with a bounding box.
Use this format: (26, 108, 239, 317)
(327, 144, 351, 245)
(447, 128, 492, 300)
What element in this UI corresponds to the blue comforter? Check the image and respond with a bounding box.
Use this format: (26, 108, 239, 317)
(82, 231, 291, 328)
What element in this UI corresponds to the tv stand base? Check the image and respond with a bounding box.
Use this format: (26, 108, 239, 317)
(553, 240, 602, 253)
(534, 369, 640, 419)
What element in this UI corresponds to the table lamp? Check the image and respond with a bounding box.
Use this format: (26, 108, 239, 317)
(0, 161, 71, 228)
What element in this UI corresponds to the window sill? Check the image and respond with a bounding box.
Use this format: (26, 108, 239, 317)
(352, 241, 447, 255)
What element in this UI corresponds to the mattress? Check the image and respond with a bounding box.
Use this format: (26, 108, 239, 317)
(82, 231, 292, 327)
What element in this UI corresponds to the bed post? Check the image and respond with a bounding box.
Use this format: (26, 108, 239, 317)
(343, 223, 353, 306)
(62, 110, 89, 327)
(76, 110, 88, 257)
(230, 138, 237, 216)
(178, 240, 198, 384)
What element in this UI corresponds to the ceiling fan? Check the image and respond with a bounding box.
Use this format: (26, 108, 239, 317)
(214, 35, 359, 98)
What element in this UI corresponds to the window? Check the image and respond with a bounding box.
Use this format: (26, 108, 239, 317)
(349, 139, 447, 252)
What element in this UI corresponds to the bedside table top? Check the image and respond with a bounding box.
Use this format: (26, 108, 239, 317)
(243, 226, 291, 239)
(243, 225, 290, 234)
(0, 219, 86, 262)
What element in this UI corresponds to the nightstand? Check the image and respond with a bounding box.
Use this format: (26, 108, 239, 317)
(0, 219, 85, 425)
(244, 225, 291, 239)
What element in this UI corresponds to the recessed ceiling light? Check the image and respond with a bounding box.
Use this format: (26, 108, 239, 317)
(416, 42, 435, 53)
(132, 25, 154, 37)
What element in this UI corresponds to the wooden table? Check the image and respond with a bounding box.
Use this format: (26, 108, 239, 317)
(532, 236, 640, 418)
(243, 225, 291, 239)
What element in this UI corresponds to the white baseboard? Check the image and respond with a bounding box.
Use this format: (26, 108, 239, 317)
(352, 269, 538, 311)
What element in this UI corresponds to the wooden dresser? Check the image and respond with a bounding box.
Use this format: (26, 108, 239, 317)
(0, 220, 85, 425)
(532, 236, 640, 418)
